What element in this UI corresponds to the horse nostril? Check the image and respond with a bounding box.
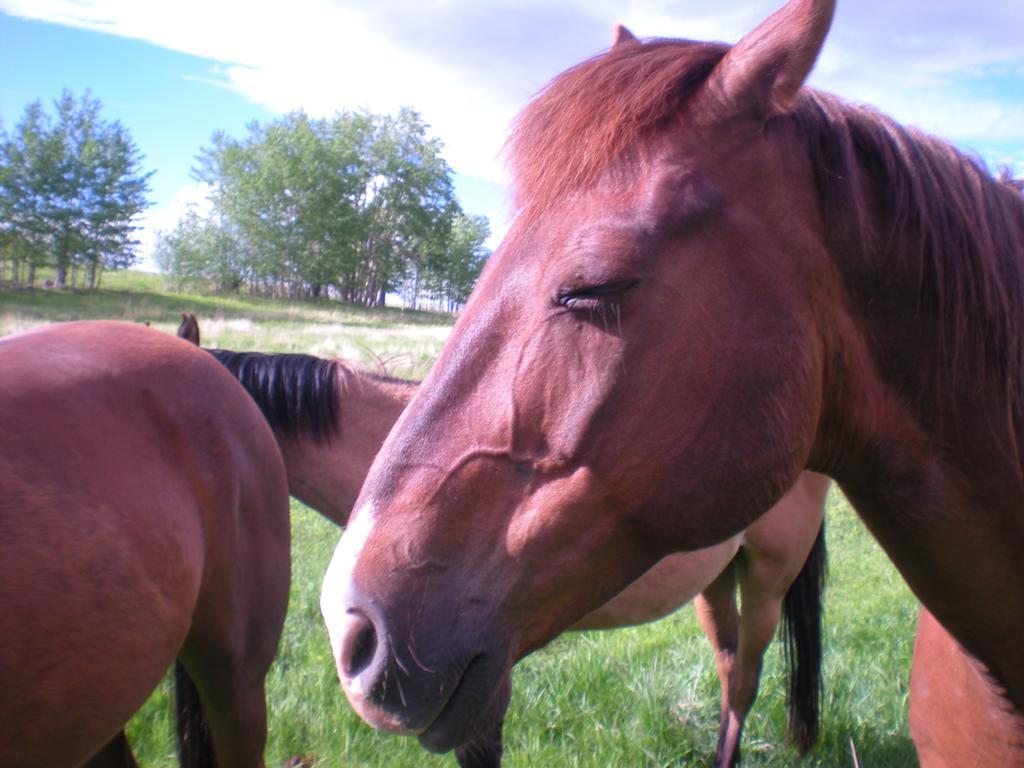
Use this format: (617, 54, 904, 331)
(341, 610, 378, 679)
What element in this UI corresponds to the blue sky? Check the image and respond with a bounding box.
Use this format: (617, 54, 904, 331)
(1, 1, 1022, 269)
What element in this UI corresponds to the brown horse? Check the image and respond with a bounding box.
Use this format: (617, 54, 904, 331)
(321, 0, 1024, 764)
(185, 321, 828, 767)
(0, 321, 291, 768)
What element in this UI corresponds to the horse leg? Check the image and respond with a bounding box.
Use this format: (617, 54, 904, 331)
(712, 473, 828, 763)
(83, 731, 139, 768)
(722, 546, 805, 768)
(172, 458, 289, 768)
(175, 563, 288, 768)
(694, 562, 741, 767)
(706, 546, 797, 768)
(176, 645, 275, 768)
(453, 673, 513, 768)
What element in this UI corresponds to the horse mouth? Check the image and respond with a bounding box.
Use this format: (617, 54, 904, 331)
(417, 654, 494, 753)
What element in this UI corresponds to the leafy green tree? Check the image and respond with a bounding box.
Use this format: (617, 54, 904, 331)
(0, 90, 152, 288)
(417, 211, 490, 311)
(183, 108, 469, 306)
(359, 108, 458, 307)
(0, 102, 61, 285)
(194, 111, 372, 298)
(154, 207, 244, 293)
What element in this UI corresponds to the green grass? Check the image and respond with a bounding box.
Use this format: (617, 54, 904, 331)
(3, 275, 919, 767)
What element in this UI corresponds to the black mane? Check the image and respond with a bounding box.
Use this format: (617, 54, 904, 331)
(208, 349, 340, 442)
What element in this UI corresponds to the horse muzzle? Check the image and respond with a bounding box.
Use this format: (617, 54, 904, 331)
(329, 579, 509, 752)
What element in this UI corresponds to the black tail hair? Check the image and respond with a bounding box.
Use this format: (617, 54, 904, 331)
(175, 660, 216, 768)
(781, 520, 827, 753)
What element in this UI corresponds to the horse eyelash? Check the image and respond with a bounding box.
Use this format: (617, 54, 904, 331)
(555, 283, 634, 338)
(555, 279, 639, 312)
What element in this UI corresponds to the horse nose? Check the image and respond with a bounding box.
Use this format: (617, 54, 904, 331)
(331, 599, 422, 734)
(334, 598, 387, 696)
(339, 608, 378, 681)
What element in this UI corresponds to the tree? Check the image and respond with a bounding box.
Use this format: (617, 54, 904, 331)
(193, 112, 372, 298)
(0, 90, 152, 288)
(359, 108, 459, 307)
(0, 102, 61, 285)
(419, 212, 490, 312)
(153, 206, 244, 293)
(181, 108, 469, 306)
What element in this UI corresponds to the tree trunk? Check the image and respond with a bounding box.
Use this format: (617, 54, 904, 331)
(56, 231, 69, 288)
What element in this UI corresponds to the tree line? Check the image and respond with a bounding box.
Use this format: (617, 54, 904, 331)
(0, 90, 151, 289)
(1, 92, 490, 310)
(156, 109, 489, 309)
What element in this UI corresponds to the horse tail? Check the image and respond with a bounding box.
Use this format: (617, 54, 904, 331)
(781, 519, 827, 753)
(175, 660, 217, 768)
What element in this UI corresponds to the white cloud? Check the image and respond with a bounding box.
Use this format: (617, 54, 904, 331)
(212, 26, 518, 183)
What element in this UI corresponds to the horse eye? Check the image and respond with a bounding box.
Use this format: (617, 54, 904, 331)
(555, 279, 639, 311)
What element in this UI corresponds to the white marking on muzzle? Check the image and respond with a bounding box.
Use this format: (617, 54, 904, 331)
(321, 499, 377, 678)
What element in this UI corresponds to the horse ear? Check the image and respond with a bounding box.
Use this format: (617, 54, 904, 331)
(612, 23, 638, 48)
(703, 0, 835, 121)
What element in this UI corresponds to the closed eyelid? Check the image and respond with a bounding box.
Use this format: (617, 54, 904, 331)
(555, 278, 639, 310)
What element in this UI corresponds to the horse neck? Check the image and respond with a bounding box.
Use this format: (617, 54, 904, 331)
(280, 368, 416, 527)
(808, 114, 1024, 710)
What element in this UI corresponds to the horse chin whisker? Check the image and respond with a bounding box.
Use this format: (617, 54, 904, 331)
(387, 630, 411, 677)
(407, 636, 437, 674)
(395, 673, 408, 709)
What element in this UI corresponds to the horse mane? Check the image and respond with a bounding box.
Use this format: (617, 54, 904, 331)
(508, 35, 1024, 433)
(1000, 167, 1024, 194)
(207, 349, 341, 442)
(791, 92, 1024, 427)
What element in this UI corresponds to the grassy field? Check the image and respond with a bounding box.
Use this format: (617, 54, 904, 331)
(1, 275, 919, 767)
(0, 271, 451, 380)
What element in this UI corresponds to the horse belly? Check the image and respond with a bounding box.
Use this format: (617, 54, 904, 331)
(569, 537, 741, 630)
